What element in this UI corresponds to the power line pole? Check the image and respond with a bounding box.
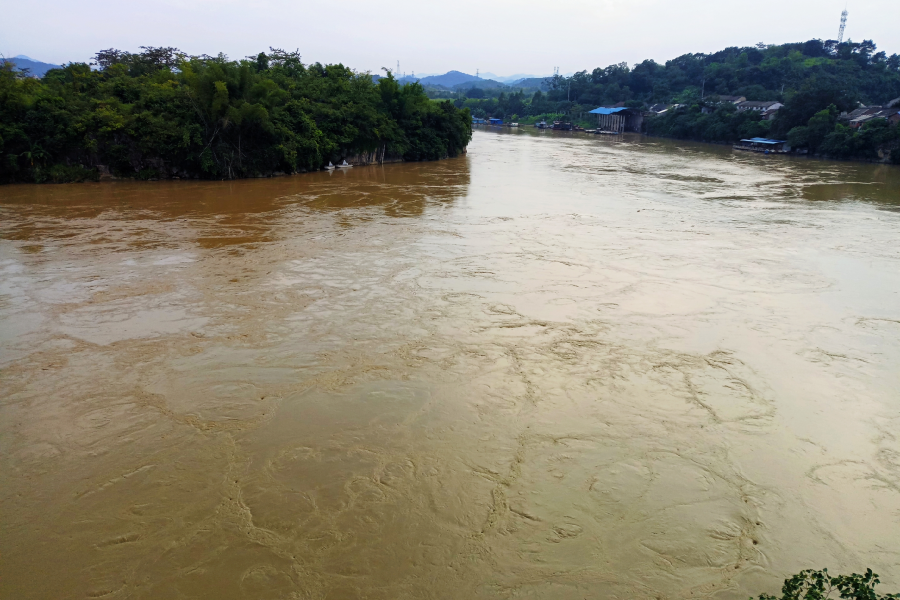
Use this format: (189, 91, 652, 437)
(837, 8, 848, 44)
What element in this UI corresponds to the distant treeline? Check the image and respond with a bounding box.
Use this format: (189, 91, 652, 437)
(0, 47, 472, 183)
(457, 39, 900, 161)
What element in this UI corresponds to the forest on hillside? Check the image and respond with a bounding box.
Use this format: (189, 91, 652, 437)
(456, 39, 900, 161)
(0, 47, 472, 184)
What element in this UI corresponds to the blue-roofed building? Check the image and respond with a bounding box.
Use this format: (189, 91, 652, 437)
(588, 106, 643, 133)
(489, 118, 503, 126)
(734, 138, 791, 153)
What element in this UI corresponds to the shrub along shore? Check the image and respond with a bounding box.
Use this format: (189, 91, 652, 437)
(0, 47, 472, 184)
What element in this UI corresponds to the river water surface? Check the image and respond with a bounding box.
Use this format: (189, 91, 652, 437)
(2, 130, 899, 599)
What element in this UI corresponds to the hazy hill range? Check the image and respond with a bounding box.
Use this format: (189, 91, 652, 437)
(481, 72, 545, 84)
(416, 70, 479, 87)
(453, 78, 506, 90)
(389, 72, 551, 92)
(508, 77, 550, 89)
(3, 55, 61, 77)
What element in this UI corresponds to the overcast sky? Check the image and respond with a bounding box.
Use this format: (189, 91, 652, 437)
(3, 0, 898, 76)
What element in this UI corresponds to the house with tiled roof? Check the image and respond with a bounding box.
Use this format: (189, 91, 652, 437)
(736, 100, 783, 113)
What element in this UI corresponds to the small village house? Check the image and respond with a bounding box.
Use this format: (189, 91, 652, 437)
(736, 100, 783, 114)
(843, 106, 900, 129)
(709, 95, 746, 104)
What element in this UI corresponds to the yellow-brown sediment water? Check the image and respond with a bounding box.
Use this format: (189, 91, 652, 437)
(2, 130, 899, 599)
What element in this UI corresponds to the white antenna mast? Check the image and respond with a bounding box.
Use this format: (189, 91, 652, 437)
(837, 8, 848, 43)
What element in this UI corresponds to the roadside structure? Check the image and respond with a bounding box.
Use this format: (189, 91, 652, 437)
(589, 106, 644, 133)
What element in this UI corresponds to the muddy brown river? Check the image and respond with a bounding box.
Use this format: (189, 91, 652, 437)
(2, 130, 899, 600)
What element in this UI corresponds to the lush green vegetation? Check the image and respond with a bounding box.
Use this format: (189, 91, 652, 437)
(0, 47, 471, 183)
(644, 103, 773, 143)
(456, 39, 900, 161)
(754, 569, 898, 600)
(459, 39, 899, 118)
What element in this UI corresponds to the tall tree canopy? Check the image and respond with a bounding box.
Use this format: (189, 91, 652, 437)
(0, 47, 471, 183)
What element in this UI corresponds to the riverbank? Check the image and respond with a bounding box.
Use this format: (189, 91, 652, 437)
(643, 132, 900, 165)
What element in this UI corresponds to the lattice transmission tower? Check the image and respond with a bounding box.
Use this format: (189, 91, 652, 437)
(837, 8, 848, 44)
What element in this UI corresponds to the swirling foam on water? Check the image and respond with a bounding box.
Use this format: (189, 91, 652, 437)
(1, 130, 899, 599)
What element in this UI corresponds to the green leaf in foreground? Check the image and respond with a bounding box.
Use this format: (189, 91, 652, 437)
(754, 569, 900, 600)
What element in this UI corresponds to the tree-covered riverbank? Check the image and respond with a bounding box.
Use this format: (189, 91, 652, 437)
(453, 39, 900, 162)
(0, 48, 472, 183)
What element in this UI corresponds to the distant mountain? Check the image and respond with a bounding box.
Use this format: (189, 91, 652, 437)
(508, 77, 550, 90)
(452, 79, 506, 91)
(376, 70, 549, 92)
(416, 70, 479, 88)
(481, 72, 546, 84)
(3, 55, 61, 77)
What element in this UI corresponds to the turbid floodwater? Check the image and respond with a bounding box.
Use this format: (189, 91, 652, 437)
(1, 129, 899, 600)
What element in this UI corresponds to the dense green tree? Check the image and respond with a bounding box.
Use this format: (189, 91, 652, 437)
(0, 48, 471, 183)
(458, 37, 899, 146)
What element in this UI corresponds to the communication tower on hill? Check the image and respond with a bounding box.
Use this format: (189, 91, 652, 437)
(837, 8, 848, 43)
(476, 68, 479, 79)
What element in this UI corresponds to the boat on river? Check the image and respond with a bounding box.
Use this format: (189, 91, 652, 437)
(324, 162, 335, 170)
(336, 160, 352, 168)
